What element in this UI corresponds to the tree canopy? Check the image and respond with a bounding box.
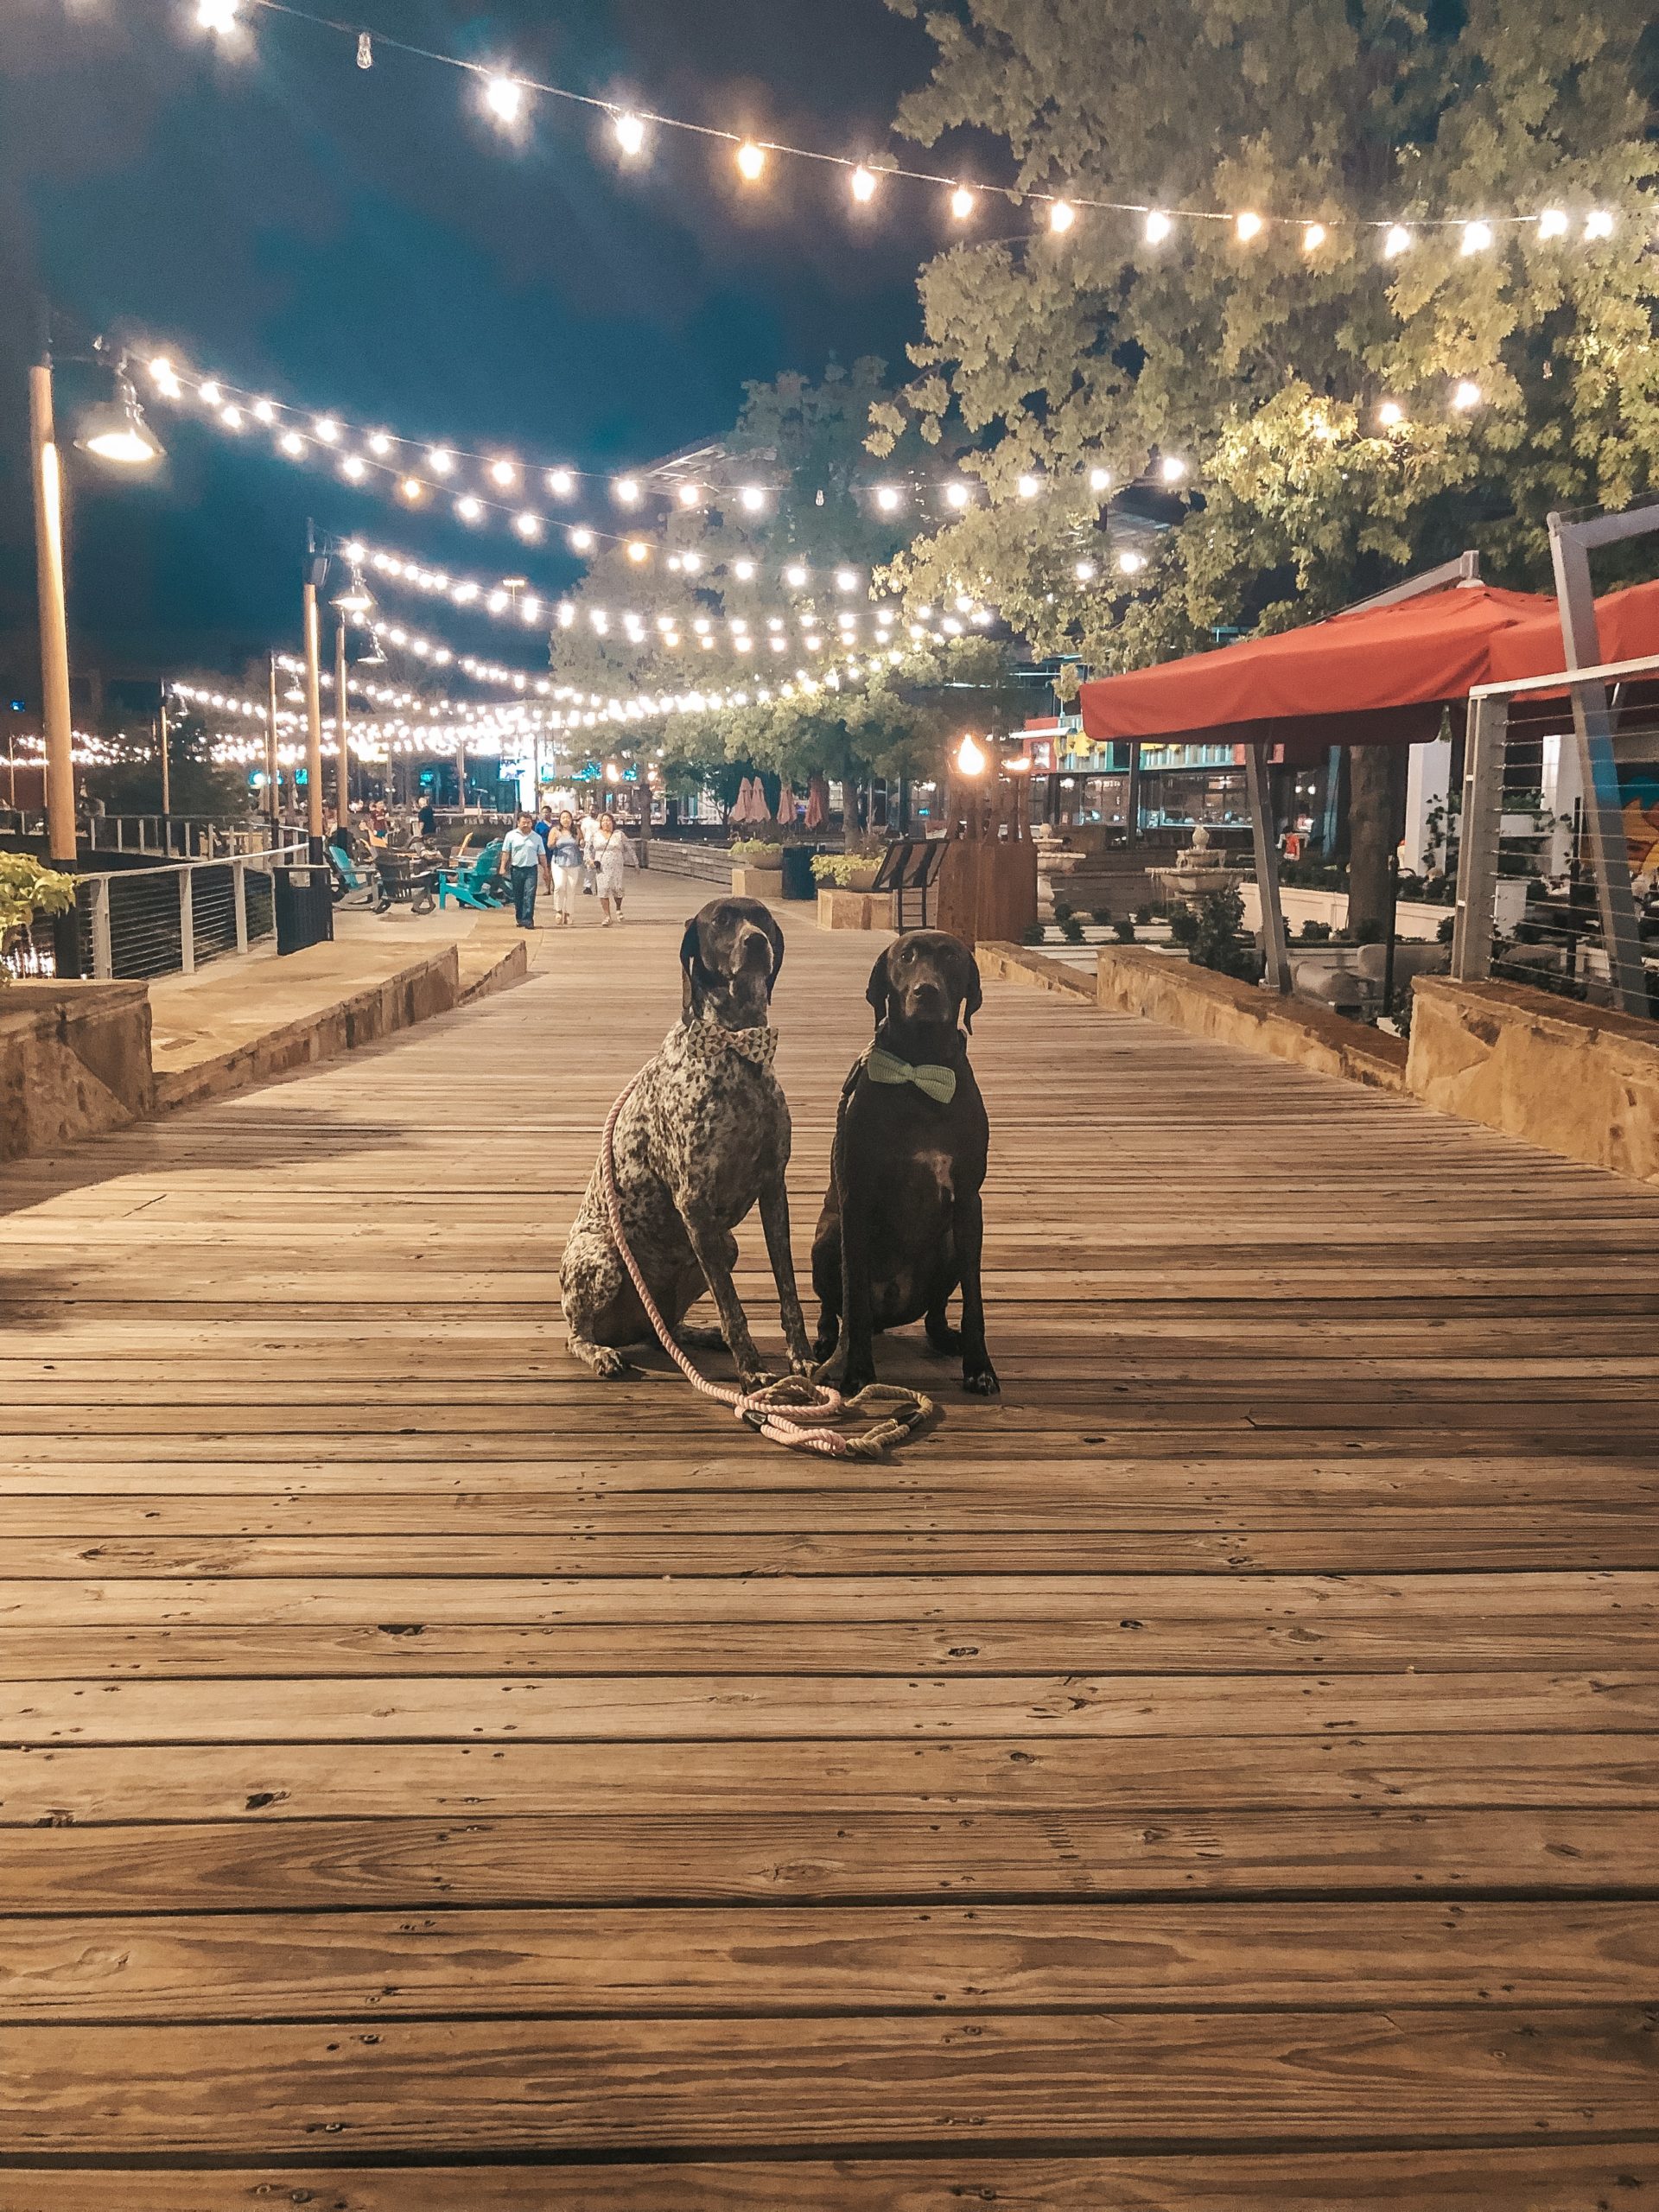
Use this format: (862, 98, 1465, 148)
(875, 0, 1659, 667)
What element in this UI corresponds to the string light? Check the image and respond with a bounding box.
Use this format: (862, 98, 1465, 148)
(1048, 200, 1077, 235)
(1235, 210, 1263, 243)
(1117, 550, 1147, 575)
(1451, 379, 1482, 411)
(735, 141, 766, 182)
(850, 166, 878, 205)
(874, 486, 902, 513)
(1160, 455, 1187, 484)
(1585, 209, 1615, 239)
(612, 111, 646, 158)
(950, 185, 976, 221)
(1460, 219, 1493, 254)
(483, 75, 524, 127)
(1088, 466, 1112, 493)
(613, 476, 641, 505)
(1537, 208, 1569, 239)
(195, 0, 238, 32)
(1302, 222, 1327, 251)
(456, 495, 483, 521)
(740, 486, 767, 513)
(1016, 474, 1041, 499)
(1377, 400, 1406, 428)
(1383, 225, 1414, 257)
(427, 448, 454, 475)
(488, 458, 518, 488)
(676, 482, 702, 508)
(1145, 210, 1173, 245)
(547, 467, 575, 498)
(945, 481, 973, 510)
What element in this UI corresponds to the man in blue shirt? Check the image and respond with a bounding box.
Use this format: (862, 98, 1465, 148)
(501, 813, 550, 931)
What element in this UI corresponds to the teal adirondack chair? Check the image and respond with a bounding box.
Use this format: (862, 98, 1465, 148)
(435, 840, 509, 911)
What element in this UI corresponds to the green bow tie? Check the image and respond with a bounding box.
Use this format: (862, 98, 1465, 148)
(866, 1045, 958, 1105)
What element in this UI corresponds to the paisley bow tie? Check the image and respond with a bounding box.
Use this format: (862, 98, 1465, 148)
(677, 1019, 779, 1070)
(865, 1046, 957, 1105)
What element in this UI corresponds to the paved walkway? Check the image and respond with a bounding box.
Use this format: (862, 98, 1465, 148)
(1, 869, 1656, 2207)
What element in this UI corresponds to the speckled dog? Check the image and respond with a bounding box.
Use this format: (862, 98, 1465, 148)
(560, 897, 813, 1382)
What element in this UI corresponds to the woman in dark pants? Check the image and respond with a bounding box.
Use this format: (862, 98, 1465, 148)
(500, 813, 550, 930)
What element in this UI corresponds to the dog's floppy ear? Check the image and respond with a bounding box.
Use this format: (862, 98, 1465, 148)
(760, 909, 785, 1000)
(866, 947, 892, 1030)
(679, 918, 703, 1018)
(963, 950, 983, 1035)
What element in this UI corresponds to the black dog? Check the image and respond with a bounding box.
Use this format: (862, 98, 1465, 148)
(811, 930, 998, 1396)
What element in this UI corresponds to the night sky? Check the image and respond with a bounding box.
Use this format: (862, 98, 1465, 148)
(0, 0, 945, 693)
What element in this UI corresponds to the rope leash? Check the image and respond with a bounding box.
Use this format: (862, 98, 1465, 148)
(598, 1071, 933, 1459)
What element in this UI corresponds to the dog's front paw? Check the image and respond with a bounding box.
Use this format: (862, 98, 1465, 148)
(578, 1344, 633, 1379)
(962, 1362, 1001, 1396)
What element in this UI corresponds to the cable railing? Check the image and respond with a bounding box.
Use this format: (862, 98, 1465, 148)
(1452, 653, 1659, 1016)
(0, 809, 280, 861)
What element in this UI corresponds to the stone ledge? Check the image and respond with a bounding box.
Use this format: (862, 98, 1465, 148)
(976, 942, 1098, 1000)
(817, 888, 897, 931)
(1096, 948, 1409, 1093)
(1408, 976, 1659, 1183)
(153, 945, 462, 1114)
(0, 980, 154, 1162)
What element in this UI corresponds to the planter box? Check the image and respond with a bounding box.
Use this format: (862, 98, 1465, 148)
(731, 866, 785, 900)
(817, 888, 897, 931)
(1242, 884, 1453, 943)
(0, 979, 153, 1163)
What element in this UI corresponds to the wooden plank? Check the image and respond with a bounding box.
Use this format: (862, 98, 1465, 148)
(9, 1669, 1659, 1745)
(6, 1807, 1656, 1913)
(4, 1902, 1652, 2021)
(5, 2011, 1655, 2153)
(6, 1734, 1656, 1826)
(4, 2148, 1656, 2212)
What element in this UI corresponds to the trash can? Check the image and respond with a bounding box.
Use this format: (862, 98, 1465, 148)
(780, 844, 819, 902)
(273, 864, 334, 955)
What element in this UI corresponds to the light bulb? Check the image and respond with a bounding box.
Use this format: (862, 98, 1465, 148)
(1376, 400, 1405, 428)
(612, 111, 646, 158)
(1048, 199, 1077, 234)
(1303, 222, 1327, 251)
(1075, 560, 1097, 582)
(950, 185, 976, 221)
(220, 405, 244, 431)
(456, 496, 483, 522)
(340, 454, 366, 480)
(196, 0, 238, 31)
(252, 399, 276, 425)
(681, 551, 702, 574)
(1585, 209, 1615, 239)
(280, 430, 307, 459)
(569, 527, 595, 552)
(1117, 550, 1147, 575)
(515, 512, 543, 539)
(676, 481, 701, 508)
(626, 540, 651, 563)
(850, 165, 878, 205)
(400, 477, 424, 501)
(740, 485, 766, 512)
(836, 568, 859, 592)
(613, 476, 641, 505)
(945, 480, 973, 510)
(1088, 466, 1112, 493)
(1160, 454, 1187, 484)
(734, 559, 756, 581)
(1383, 224, 1413, 257)
(735, 141, 766, 182)
(545, 467, 575, 498)
(785, 563, 808, 588)
(1460, 219, 1493, 254)
(1016, 474, 1041, 499)
(1145, 209, 1173, 245)
(198, 381, 223, 407)
(956, 734, 987, 775)
(1235, 210, 1263, 242)
(1451, 379, 1482, 411)
(427, 448, 454, 474)
(875, 485, 902, 512)
(489, 458, 518, 488)
(1537, 207, 1569, 239)
(484, 75, 524, 126)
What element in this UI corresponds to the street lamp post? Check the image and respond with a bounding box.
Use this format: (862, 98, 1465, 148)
(28, 363, 76, 870)
(264, 652, 281, 823)
(302, 527, 327, 853)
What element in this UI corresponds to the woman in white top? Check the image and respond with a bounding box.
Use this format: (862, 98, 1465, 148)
(547, 810, 585, 926)
(592, 812, 637, 925)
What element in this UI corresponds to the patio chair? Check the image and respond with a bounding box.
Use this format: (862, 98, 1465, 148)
(434, 840, 510, 911)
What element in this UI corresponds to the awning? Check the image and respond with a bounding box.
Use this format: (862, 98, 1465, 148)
(1080, 582, 1552, 748)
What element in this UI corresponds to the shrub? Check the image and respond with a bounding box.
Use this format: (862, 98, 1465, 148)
(0, 854, 76, 980)
(810, 853, 881, 890)
(1186, 885, 1256, 981)
(1135, 904, 1154, 925)
(1113, 917, 1137, 943)
(1020, 922, 1046, 945)
(1167, 906, 1198, 947)
(1300, 917, 1332, 943)
(1058, 912, 1085, 944)
(1352, 916, 1384, 945)
(729, 839, 784, 866)
(1437, 915, 1455, 944)
(1052, 896, 1074, 923)
(1090, 906, 1114, 925)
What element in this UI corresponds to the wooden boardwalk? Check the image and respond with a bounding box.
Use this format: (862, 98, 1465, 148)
(1, 872, 1656, 2209)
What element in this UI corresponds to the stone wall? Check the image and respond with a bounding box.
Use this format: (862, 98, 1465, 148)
(0, 981, 153, 1163)
(1094, 949, 1409, 1093)
(817, 889, 897, 931)
(1408, 977, 1659, 1184)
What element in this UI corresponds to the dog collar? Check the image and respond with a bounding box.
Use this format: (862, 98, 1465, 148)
(677, 1020, 779, 1070)
(866, 1045, 957, 1105)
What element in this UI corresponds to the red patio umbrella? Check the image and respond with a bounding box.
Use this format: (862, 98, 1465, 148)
(1080, 582, 1552, 747)
(1485, 577, 1659, 685)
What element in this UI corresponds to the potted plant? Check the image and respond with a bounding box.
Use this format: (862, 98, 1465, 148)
(728, 838, 785, 896)
(810, 853, 882, 893)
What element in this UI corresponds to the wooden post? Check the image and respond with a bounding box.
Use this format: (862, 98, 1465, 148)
(157, 693, 172, 821)
(29, 362, 76, 868)
(334, 618, 350, 822)
(1247, 742, 1289, 992)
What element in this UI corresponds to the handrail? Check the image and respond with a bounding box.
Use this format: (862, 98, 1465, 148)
(77, 836, 310, 882)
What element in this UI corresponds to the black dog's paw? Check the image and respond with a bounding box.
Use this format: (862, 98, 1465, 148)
(962, 1363, 1001, 1396)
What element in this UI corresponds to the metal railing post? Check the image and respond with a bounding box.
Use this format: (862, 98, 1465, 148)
(89, 876, 112, 981)
(177, 865, 195, 976)
(1246, 742, 1290, 992)
(233, 857, 249, 954)
(1451, 692, 1505, 982)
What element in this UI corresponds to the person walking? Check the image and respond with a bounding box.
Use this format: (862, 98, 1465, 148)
(548, 809, 584, 926)
(593, 811, 637, 925)
(580, 804, 602, 896)
(501, 812, 549, 931)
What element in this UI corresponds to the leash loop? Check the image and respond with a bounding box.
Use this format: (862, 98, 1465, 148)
(597, 1065, 932, 1459)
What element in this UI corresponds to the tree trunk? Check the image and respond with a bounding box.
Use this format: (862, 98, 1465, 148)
(1346, 744, 1405, 935)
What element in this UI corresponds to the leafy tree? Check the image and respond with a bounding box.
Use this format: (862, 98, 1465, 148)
(877, 0, 1659, 922)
